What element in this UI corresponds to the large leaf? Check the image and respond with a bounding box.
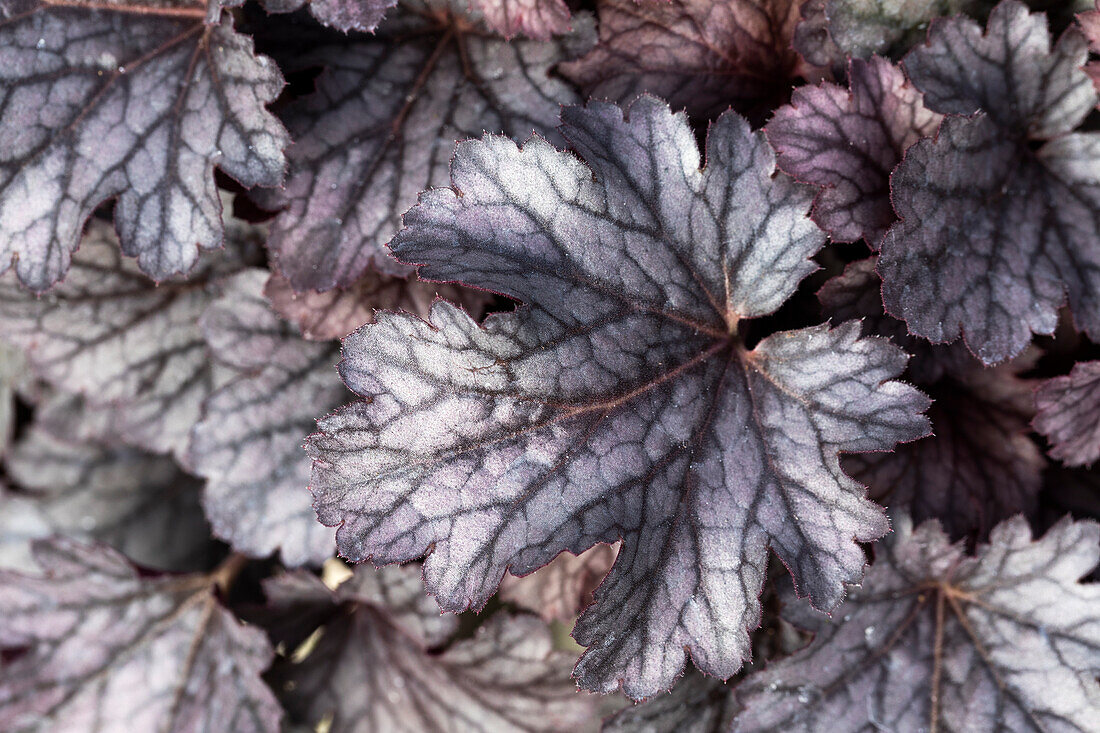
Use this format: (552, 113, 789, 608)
(732, 515, 1100, 731)
(766, 55, 941, 245)
(560, 0, 807, 123)
(265, 566, 595, 732)
(1, 418, 210, 571)
(820, 259, 1044, 538)
(1034, 360, 1100, 466)
(0, 540, 281, 732)
(264, 271, 492, 341)
(0, 0, 287, 291)
(307, 96, 931, 698)
(879, 0, 1100, 364)
(189, 269, 343, 566)
(0, 218, 258, 463)
(263, 0, 593, 291)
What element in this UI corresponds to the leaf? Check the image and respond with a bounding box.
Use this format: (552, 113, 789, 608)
(189, 269, 343, 566)
(791, 0, 845, 72)
(263, 0, 593, 291)
(264, 271, 492, 341)
(499, 543, 618, 622)
(0, 540, 281, 732)
(0, 218, 257, 463)
(879, 0, 1100, 364)
(1, 418, 211, 571)
(266, 565, 596, 732)
(0, 341, 29, 457)
(819, 0, 994, 59)
(766, 56, 941, 245)
(1034, 360, 1100, 467)
(0, 0, 288, 291)
(306, 96, 931, 698)
(257, 0, 397, 33)
(603, 671, 738, 732)
(731, 515, 1100, 731)
(820, 259, 1044, 538)
(471, 0, 573, 39)
(559, 0, 807, 123)
(1080, 2, 1100, 94)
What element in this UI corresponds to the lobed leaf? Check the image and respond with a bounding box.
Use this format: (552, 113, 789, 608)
(879, 0, 1100, 363)
(0, 0, 287, 291)
(0, 539, 281, 732)
(732, 515, 1100, 731)
(307, 96, 931, 698)
(263, 0, 593, 291)
(1034, 360, 1100, 466)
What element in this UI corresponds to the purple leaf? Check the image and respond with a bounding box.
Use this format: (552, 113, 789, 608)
(266, 565, 596, 731)
(264, 1, 593, 291)
(732, 515, 1100, 731)
(0, 1, 287, 291)
(0, 217, 261, 463)
(189, 269, 344, 565)
(879, 0, 1100, 364)
(1080, 3, 1100, 94)
(499, 543, 618, 622)
(603, 671, 738, 732)
(766, 56, 941, 245)
(264, 271, 492, 341)
(559, 0, 808, 122)
(472, 0, 573, 39)
(1034, 360, 1100, 467)
(306, 97, 931, 698)
(817, 0, 996, 60)
(257, 0, 397, 33)
(0, 540, 281, 732)
(820, 259, 1045, 538)
(791, 0, 844, 72)
(2, 418, 210, 571)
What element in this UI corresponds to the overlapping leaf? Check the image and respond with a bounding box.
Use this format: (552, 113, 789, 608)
(814, 0, 994, 59)
(879, 0, 1100, 363)
(820, 259, 1044, 538)
(265, 565, 595, 732)
(0, 219, 257, 462)
(263, 0, 593, 291)
(1080, 1, 1100, 92)
(766, 56, 941, 245)
(732, 515, 1100, 731)
(560, 0, 806, 122)
(604, 671, 738, 732)
(0, 539, 281, 732)
(256, 0, 397, 33)
(189, 269, 343, 566)
(500, 543, 618, 622)
(0, 0, 288, 291)
(1, 418, 210, 571)
(1034, 360, 1100, 466)
(307, 96, 931, 698)
(264, 271, 492, 341)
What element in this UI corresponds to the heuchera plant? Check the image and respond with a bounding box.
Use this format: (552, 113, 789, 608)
(0, 0, 1098, 729)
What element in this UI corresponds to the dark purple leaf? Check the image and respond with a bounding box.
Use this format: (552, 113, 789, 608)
(1034, 360, 1100, 467)
(0, 217, 259, 463)
(819, 258, 1045, 538)
(0, 540, 281, 732)
(190, 269, 344, 565)
(0, 1, 287, 291)
(266, 565, 596, 731)
(264, 271, 492, 342)
(766, 56, 941, 245)
(306, 96, 931, 698)
(2, 418, 210, 571)
(879, 0, 1100, 364)
(264, 0, 593, 291)
(732, 515, 1100, 731)
(499, 543, 618, 622)
(559, 0, 808, 123)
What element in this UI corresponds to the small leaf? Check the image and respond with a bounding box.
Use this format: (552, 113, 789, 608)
(264, 271, 492, 342)
(190, 269, 344, 566)
(266, 565, 595, 732)
(879, 0, 1100, 363)
(0, 540, 281, 732)
(499, 543, 618, 622)
(1034, 360, 1100, 467)
(257, 0, 397, 32)
(307, 97, 930, 698)
(732, 515, 1100, 732)
(0, 1, 287, 291)
(263, 0, 593, 291)
(560, 0, 807, 123)
(766, 56, 941, 245)
(0, 219, 255, 463)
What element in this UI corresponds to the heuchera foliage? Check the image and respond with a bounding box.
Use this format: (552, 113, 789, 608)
(0, 0, 1098, 729)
